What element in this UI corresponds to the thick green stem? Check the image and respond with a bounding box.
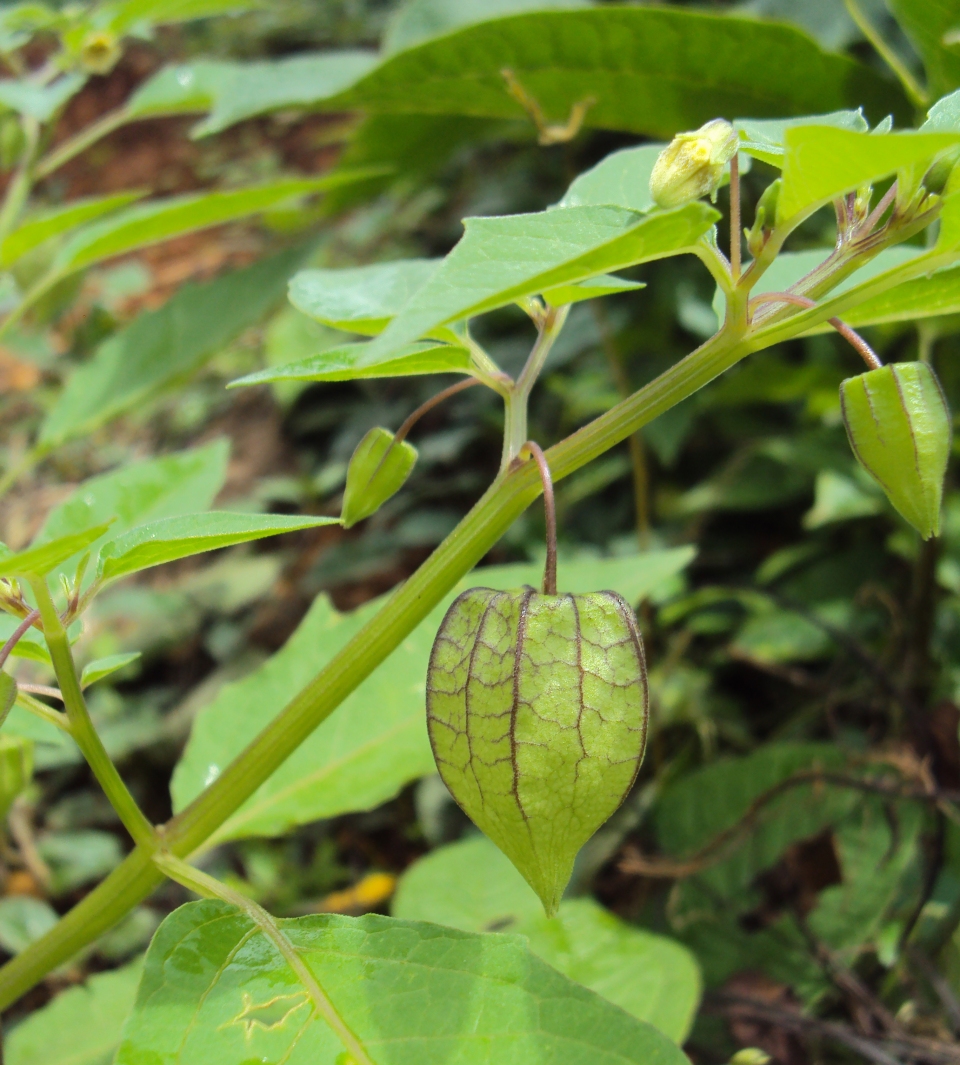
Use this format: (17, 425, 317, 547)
(0, 323, 749, 1010)
(154, 853, 374, 1065)
(28, 578, 157, 851)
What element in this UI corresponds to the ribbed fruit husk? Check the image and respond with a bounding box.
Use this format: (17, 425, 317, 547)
(427, 585, 648, 915)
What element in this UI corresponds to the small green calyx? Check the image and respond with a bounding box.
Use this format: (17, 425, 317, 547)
(341, 426, 417, 529)
(427, 586, 648, 916)
(841, 362, 951, 539)
(650, 119, 739, 209)
(746, 178, 780, 258)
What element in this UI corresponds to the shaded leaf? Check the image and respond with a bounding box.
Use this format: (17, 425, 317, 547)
(0, 524, 111, 579)
(393, 835, 701, 1043)
(330, 8, 905, 137)
(39, 830, 123, 894)
(0, 74, 84, 120)
(778, 126, 960, 222)
(288, 259, 440, 335)
(115, 901, 689, 1065)
(0, 192, 144, 268)
(97, 513, 339, 585)
(34, 438, 230, 577)
(6, 957, 143, 1065)
(888, 1, 960, 99)
(365, 203, 717, 361)
(231, 340, 472, 386)
(0, 897, 58, 956)
(40, 247, 308, 446)
(735, 109, 867, 167)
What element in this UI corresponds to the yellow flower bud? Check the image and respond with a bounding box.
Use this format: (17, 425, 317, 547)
(650, 119, 739, 209)
(79, 30, 121, 76)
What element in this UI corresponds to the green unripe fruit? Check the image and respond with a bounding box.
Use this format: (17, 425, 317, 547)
(650, 118, 739, 209)
(341, 426, 417, 528)
(0, 732, 32, 823)
(841, 362, 951, 539)
(427, 585, 648, 916)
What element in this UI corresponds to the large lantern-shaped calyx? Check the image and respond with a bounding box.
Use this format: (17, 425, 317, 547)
(841, 362, 951, 539)
(427, 585, 648, 915)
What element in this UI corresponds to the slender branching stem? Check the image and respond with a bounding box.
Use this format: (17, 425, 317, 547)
(33, 105, 131, 180)
(393, 378, 482, 447)
(0, 609, 39, 671)
(27, 577, 157, 851)
(520, 442, 557, 595)
(154, 852, 374, 1065)
(14, 689, 70, 732)
(750, 291, 882, 369)
(729, 153, 741, 281)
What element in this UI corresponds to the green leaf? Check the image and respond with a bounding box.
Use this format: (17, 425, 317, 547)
(0, 897, 58, 956)
(80, 652, 142, 688)
(393, 835, 701, 1043)
(735, 109, 868, 167)
(923, 89, 960, 133)
(171, 549, 693, 843)
(47, 179, 358, 279)
(230, 340, 472, 387)
(341, 427, 418, 528)
(0, 191, 144, 268)
(382, 0, 590, 55)
(129, 52, 378, 134)
(0, 73, 84, 120)
(192, 52, 379, 137)
(0, 732, 31, 818)
(6, 957, 143, 1065)
(802, 469, 883, 529)
(0, 524, 111, 579)
(34, 438, 230, 576)
(888, 1, 960, 99)
(843, 263, 960, 327)
(106, 0, 264, 32)
(40, 247, 308, 447)
(778, 126, 960, 222)
(39, 829, 123, 894)
(115, 901, 690, 1065)
(542, 274, 643, 307)
(365, 203, 716, 361)
(329, 8, 905, 137)
(96, 513, 339, 586)
(288, 259, 440, 336)
(559, 144, 664, 212)
(0, 613, 48, 665)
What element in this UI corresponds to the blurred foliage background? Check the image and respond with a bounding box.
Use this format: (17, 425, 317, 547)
(3, 1, 960, 1062)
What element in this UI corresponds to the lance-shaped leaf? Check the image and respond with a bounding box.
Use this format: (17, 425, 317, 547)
(341, 427, 418, 528)
(79, 652, 142, 689)
(40, 247, 307, 447)
(289, 259, 440, 336)
(778, 126, 960, 223)
(115, 901, 689, 1065)
(47, 178, 358, 279)
(0, 74, 85, 120)
(841, 362, 951, 539)
(230, 340, 472, 387)
(365, 202, 716, 361)
(0, 524, 111, 579)
(127, 52, 377, 132)
(428, 587, 648, 915)
(542, 274, 643, 307)
(96, 513, 339, 585)
(0, 192, 144, 268)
